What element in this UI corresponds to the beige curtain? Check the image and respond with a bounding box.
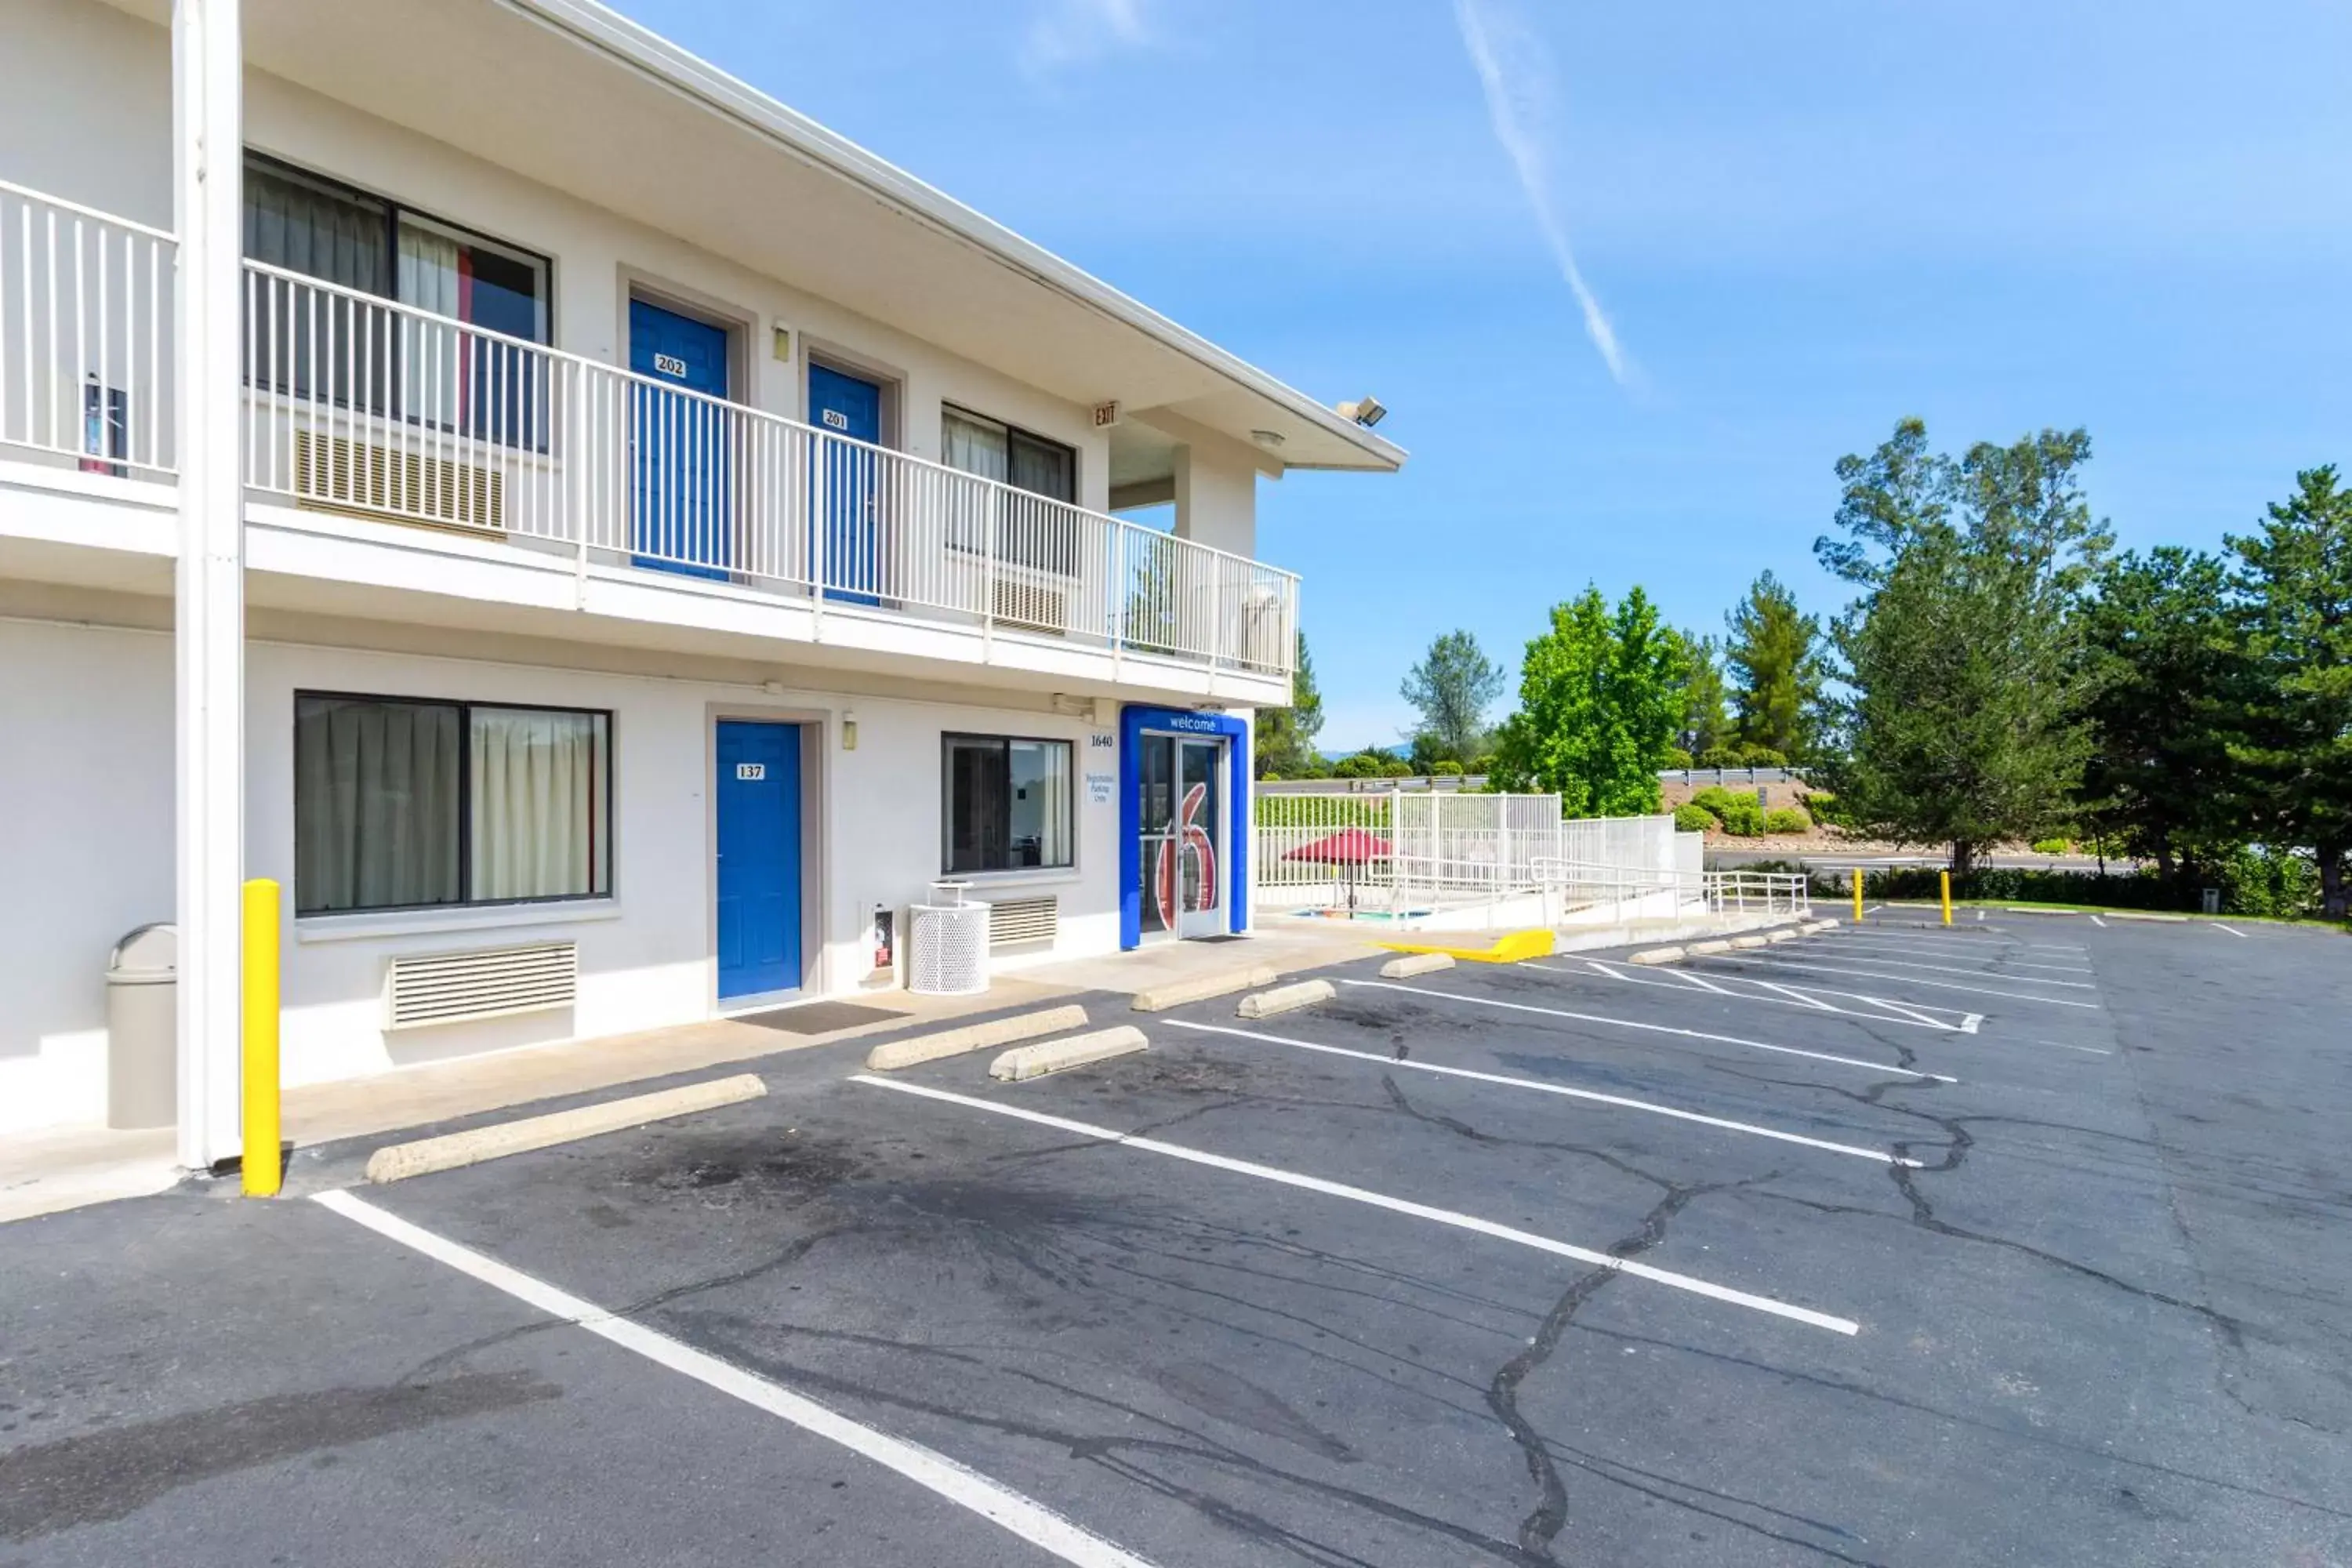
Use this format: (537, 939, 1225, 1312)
(294, 698, 463, 913)
(470, 707, 607, 902)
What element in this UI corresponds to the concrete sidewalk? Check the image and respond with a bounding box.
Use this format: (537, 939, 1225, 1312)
(0, 924, 1381, 1225)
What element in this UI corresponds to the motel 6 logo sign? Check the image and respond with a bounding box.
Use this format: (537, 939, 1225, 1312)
(1153, 781, 1217, 930)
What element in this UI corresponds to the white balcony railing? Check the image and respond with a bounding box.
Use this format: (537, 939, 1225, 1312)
(0, 181, 1298, 682)
(0, 180, 176, 476)
(236, 263, 1297, 677)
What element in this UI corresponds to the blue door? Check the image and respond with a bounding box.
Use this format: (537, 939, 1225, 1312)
(715, 721, 802, 1000)
(630, 300, 732, 579)
(808, 363, 882, 604)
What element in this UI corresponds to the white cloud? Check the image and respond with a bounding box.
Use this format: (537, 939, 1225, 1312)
(1454, 0, 1632, 386)
(1020, 0, 1152, 78)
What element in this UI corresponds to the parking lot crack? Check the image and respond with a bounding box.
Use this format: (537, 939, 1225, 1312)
(1483, 1171, 1773, 1561)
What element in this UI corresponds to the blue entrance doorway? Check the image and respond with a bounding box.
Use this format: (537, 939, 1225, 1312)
(808, 362, 882, 604)
(630, 299, 732, 579)
(715, 720, 802, 1000)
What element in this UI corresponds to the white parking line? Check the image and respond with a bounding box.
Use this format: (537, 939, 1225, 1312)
(2213, 923, 2249, 938)
(1688, 954, 2103, 1010)
(1547, 959, 1983, 1034)
(1795, 952, 2097, 989)
(1818, 935, 2092, 974)
(1163, 1019, 1923, 1167)
(1338, 979, 1958, 1081)
(2089, 916, 2108, 928)
(848, 1076, 1861, 1336)
(313, 1189, 1163, 1568)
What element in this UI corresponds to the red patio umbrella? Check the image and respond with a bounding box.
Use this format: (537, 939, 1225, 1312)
(1284, 828, 1392, 910)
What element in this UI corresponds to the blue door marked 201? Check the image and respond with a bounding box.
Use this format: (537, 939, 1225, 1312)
(716, 721, 801, 1000)
(808, 363, 882, 604)
(630, 300, 732, 579)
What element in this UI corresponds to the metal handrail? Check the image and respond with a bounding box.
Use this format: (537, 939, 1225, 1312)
(237, 260, 1300, 586)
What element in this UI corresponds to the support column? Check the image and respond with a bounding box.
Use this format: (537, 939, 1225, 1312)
(173, 0, 244, 1171)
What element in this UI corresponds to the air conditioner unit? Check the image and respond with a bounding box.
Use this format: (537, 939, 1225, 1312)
(988, 895, 1058, 949)
(385, 940, 575, 1030)
(293, 430, 506, 532)
(993, 575, 1072, 635)
(1239, 582, 1287, 671)
(909, 880, 990, 996)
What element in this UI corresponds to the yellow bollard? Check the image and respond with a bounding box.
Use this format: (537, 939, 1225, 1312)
(1940, 869, 1953, 927)
(1851, 866, 1864, 923)
(241, 878, 281, 1197)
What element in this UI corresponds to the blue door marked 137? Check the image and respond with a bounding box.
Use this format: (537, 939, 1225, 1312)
(716, 721, 801, 1000)
(630, 299, 731, 579)
(808, 362, 882, 604)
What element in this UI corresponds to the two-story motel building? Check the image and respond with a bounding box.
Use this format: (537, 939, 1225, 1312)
(0, 0, 1403, 1161)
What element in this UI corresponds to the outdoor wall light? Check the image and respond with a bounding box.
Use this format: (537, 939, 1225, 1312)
(1338, 396, 1386, 428)
(841, 710, 858, 750)
(1249, 428, 1285, 449)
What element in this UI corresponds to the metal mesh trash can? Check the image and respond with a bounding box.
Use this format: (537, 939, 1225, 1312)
(106, 923, 176, 1131)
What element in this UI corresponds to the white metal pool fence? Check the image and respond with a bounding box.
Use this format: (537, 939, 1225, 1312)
(1254, 792, 1776, 925)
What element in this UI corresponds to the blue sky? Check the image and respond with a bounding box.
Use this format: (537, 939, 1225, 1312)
(622, 0, 2352, 749)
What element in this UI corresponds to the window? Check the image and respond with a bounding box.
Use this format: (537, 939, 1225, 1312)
(295, 694, 612, 916)
(942, 406, 1080, 572)
(243, 155, 551, 442)
(942, 735, 1073, 874)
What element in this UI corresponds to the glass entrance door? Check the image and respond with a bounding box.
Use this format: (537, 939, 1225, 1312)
(1138, 732, 1226, 940)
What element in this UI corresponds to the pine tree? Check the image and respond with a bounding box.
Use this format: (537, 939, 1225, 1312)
(1724, 571, 1826, 761)
(2227, 466, 2352, 916)
(1817, 419, 2109, 873)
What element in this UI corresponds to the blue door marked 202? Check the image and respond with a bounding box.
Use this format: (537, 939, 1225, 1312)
(716, 721, 801, 1000)
(808, 363, 882, 604)
(630, 300, 732, 579)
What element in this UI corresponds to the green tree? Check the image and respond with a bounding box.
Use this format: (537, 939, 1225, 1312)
(1675, 632, 1730, 758)
(1724, 570, 1827, 760)
(1490, 586, 1686, 815)
(2227, 466, 2352, 916)
(1399, 630, 1504, 764)
(1254, 630, 1326, 779)
(1816, 419, 2110, 873)
(2077, 547, 2243, 878)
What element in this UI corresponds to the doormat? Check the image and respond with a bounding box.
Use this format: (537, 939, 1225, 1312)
(735, 1000, 909, 1034)
(1190, 934, 1251, 944)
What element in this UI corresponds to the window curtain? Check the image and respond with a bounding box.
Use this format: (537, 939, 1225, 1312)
(245, 164, 389, 408)
(394, 224, 466, 430)
(1007, 430, 1074, 503)
(941, 409, 1008, 556)
(245, 164, 387, 293)
(294, 698, 462, 913)
(470, 708, 606, 902)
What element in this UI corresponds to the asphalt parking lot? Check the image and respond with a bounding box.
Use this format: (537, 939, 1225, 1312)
(5, 916, 2351, 1566)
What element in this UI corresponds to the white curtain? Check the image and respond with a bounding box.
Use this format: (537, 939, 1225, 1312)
(397, 225, 463, 318)
(941, 408, 1007, 555)
(941, 408, 1009, 482)
(294, 699, 463, 913)
(470, 708, 607, 902)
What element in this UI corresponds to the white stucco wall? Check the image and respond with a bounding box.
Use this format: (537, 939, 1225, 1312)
(0, 613, 1126, 1132)
(0, 615, 178, 1129)
(0, 0, 1111, 511)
